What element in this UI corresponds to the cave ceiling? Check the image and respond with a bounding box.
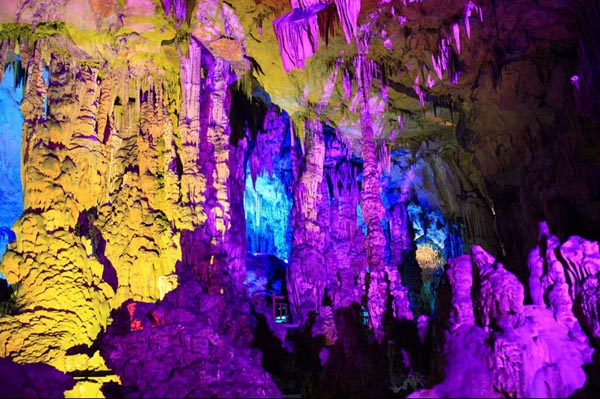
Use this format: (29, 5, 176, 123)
(0, 0, 597, 249)
(1, 0, 580, 163)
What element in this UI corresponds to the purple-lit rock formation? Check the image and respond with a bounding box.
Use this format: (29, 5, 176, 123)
(0, 357, 75, 398)
(412, 231, 595, 398)
(529, 222, 600, 345)
(98, 279, 281, 398)
(289, 120, 328, 318)
(0, 0, 598, 398)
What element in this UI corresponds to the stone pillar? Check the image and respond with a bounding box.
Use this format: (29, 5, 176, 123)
(178, 38, 207, 228)
(288, 120, 327, 320)
(0, 44, 115, 382)
(355, 45, 411, 340)
(177, 39, 244, 294)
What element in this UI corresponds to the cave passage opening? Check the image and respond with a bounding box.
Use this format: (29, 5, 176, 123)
(243, 109, 295, 318)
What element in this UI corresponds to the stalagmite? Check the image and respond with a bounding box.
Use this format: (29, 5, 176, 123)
(354, 35, 411, 340)
(413, 237, 593, 398)
(288, 120, 327, 318)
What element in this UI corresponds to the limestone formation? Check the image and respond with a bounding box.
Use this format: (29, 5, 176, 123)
(411, 238, 594, 398)
(529, 221, 600, 344)
(98, 280, 282, 398)
(0, 0, 597, 398)
(289, 121, 327, 318)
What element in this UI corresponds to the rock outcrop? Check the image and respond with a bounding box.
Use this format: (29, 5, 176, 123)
(98, 279, 282, 398)
(412, 231, 596, 398)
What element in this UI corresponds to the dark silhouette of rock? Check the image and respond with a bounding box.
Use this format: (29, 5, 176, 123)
(0, 357, 75, 398)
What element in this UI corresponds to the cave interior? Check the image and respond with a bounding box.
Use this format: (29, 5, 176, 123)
(0, 0, 599, 398)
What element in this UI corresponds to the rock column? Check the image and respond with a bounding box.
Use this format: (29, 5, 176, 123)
(355, 44, 411, 339)
(289, 120, 327, 320)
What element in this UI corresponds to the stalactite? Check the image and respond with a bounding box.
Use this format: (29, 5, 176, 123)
(464, 0, 483, 39)
(342, 68, 353, 100)
(319, 63, 339, 108)
(413, 74, 425, 107)
(273, 7, 322, 73)
(452, 22, 461, 54)
(0, 40, 10, 86)
(334, 0, 360, 43)
(376, 141, 391, 175)
(431, 38, 449, 82)
(317, 3, 340, 47)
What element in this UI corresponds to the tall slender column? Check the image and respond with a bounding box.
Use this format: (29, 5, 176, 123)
(288, 120, 327, 320)
(355, 38, 412, 340)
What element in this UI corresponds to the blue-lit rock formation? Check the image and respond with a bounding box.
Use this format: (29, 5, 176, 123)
(244, 109, 294, 261)
(0, 66, 23, 264)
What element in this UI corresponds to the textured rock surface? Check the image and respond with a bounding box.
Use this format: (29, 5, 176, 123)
(289, 120, 328, 318)
(529, 221, 600, 344)
(0, 0, 598, 398)
(0, 1, 254, 396)
(412, 238, 595, 398)
(98, 279, 282, 398)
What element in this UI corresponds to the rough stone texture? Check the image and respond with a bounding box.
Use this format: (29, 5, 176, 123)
(0, 44, 117, 384)
(289, 121, 327, 318)
(529, 221, 600, 344)
(472, 245, 524, 331)
(98, 279, 281, 398)
(411, 239, 594, 398)
(0, 0, 598, 398)
(0, 1, 254, 396)
(177, 37, 247, 296)
(438, 255, 474, 332)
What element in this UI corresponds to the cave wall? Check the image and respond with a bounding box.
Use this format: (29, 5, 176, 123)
(0, 1, 262, 395)
(464, 0, 600, 284)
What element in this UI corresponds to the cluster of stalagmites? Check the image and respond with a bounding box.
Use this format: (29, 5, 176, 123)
(410, 221, 599, 398)
(88, 220, 598, 399)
